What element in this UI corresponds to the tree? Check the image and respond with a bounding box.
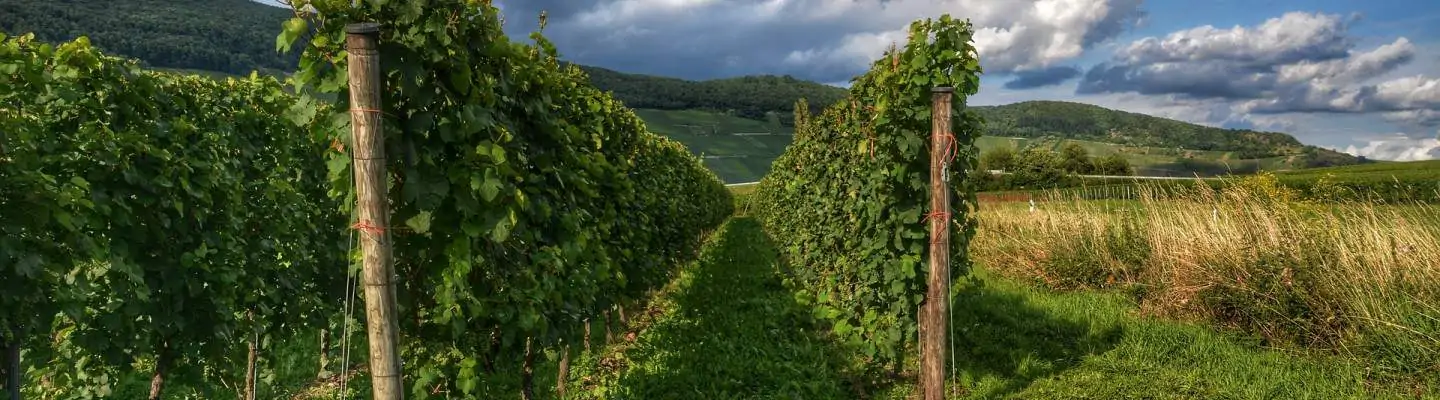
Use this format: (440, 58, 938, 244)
(1093, 153, 1133, 176)
(978, 147, 1018, 171)
(1059, 142, 1094, 174)
(1013, 147, 1069, 188)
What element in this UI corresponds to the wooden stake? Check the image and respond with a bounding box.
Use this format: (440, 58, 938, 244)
(556, 343, 571, 398)
(583, 319, 591, 352)
(603, 310, 614, 344)
(245, 311, 258, 400)
(521, 338, 535, 400)
(4, 337, 20, 400)
(346, 22, 405, 400)
(318, 328, 330, 379)
(148, 343, 171, 400)
(922, 87, 954, 400)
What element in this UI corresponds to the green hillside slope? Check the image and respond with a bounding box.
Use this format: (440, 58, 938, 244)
(972, 101, 1359, 167)
(0, 0, 297, 76)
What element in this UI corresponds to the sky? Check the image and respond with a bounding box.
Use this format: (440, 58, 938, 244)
(256, 0, 1440, 161)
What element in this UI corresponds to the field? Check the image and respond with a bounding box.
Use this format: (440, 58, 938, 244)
(972, 178, 1440, 393)
(11, 2, 1439, 398)
(631, 109, 794, 183)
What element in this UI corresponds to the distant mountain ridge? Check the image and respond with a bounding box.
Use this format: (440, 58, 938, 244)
(0, 0, 1360, 171)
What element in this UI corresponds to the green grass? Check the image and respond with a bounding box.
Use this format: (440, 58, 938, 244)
(631, 109, 793, 183)
(950, 267, 1419, 399)
(560, 216, 1426, 399)
(566, 217, 873, 399)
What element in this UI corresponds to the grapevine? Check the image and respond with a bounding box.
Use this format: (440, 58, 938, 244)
(279, 0, 731, 395)
(749, 15, 985, 369)
(0, 32, 346, 398)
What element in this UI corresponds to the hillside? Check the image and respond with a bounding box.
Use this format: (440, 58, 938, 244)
(0, 0, 1364, 182)
(972, 101, 1360, 167)
(0, 0, 297, 76)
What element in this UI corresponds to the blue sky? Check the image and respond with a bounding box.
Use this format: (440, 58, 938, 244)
(259, 0, 1440, 160)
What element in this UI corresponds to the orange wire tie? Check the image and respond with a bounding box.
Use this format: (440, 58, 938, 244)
(351, 220, 386, 236)
(923, 210, 952, 244)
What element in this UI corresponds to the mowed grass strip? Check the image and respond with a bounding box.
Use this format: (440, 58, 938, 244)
(566, 217, 862, 399)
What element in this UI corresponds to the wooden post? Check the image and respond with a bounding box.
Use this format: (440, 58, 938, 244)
(922, 86, 954, 400)
(4, 337, 20, 400)
(317, 329, 330, 379)
(245, 311, 258, 400)
(346, 22, 405, 400)
(521, 338, 535, 400)
(556, 343, 571, 398)
(603, 310, 614, 344)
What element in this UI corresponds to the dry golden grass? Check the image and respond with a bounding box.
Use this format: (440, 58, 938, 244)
(974, 174, 1440, 376)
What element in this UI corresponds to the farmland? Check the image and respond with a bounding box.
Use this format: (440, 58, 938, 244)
(5, 0, 1439, 398)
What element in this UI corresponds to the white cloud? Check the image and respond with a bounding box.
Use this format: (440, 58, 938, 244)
(1277, 37, 1414, 84)
(1119, 12, 1354, 65)
(1342, 135, 1440, 161)
(1080, 11, 1440, 139)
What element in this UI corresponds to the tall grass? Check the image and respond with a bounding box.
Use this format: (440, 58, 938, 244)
(974, 173, 1440, 380)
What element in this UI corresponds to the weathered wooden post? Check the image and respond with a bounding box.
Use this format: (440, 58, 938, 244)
(346, 22, 405, 400)
(922, 86, 954, 400)
(556, 342, 571, 398)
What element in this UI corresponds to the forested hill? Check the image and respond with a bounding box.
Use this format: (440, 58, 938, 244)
(972, 101, 1360, 165)
(572, 64, 850, 122)
(0, 0, 297, 76)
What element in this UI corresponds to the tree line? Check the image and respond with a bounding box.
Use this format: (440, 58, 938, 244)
(971, 143, 1134, 191)
(576, 64, 848, 124)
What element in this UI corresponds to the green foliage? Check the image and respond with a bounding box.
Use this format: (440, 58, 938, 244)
(0, 0, 299, 76)
(1092, 153, 1133, 175)
(1011, 147, 1069, 188)
(978, 146, 1016, 171)
(1058, 142, 1094, 174)
(280, 0, 730, 395)
(1, 32, 344, 397)
(750, 15, 983, 369)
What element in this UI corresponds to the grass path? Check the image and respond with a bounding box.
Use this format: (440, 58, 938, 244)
(568, 216, 1426, 399)
(566, 217, 869, 399)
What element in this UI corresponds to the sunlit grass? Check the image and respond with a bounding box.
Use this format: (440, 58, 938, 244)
(974, 175, 1440, 385)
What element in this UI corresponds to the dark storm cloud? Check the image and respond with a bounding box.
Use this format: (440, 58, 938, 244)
(1003, 66, 1081, 89)
(491, 0, 1147, 83)
(1077, 61, 1277, 98)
